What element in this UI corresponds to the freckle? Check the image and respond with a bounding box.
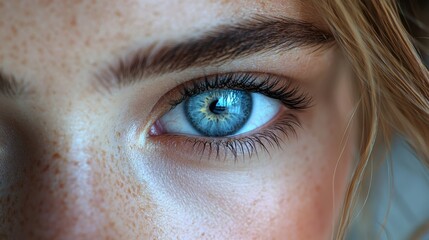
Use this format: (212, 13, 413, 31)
(68, 38, 76, 46)
(35, 159, 42, 167)
(114, 10, 122, 17)
(115, 179, 124, 188)
(28, 34, 36, 41)
(10, 25, 17, 36)
(23, 9, 31, 16)
(108, 221, 116, 228)
(11, 44, 18, 51)
(69, 15, 77, 27)
(52, 153, 61, 159)
(84, 38, 91, 47)
(314, 185, 321, 193)
(37, 47, 44, 55)
(20, 59, 28, 66)
(58, 61, 67, 70)
(53, 166, 60, 175)
(135, 183, 142, 192)
(41, 164, 50, 172)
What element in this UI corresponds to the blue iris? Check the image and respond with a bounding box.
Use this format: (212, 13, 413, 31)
(185, 89, 252, 137)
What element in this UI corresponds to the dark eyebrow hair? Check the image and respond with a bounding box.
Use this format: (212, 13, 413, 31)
(0, 15, 335, 96)
(97, 15, 334, 91)
(0, 70, 24, 97)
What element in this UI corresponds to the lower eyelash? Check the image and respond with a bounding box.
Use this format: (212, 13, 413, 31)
(154, 111, 301, 162)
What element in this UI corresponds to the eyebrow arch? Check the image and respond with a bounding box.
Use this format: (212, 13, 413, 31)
(97, 15, 334, 91)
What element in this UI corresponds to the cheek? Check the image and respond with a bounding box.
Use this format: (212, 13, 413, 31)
(272, 153, 350, 239)
(126, 132, 353, 240)
(0, 119, 162, 239)
(267, 123, 353, 240)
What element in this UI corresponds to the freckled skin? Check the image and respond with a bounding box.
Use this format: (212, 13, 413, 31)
(0, 0, 356, 239)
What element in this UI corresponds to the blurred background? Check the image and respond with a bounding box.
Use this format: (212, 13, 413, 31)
(349, 1, 429, 239)
(401, 0, 429, 67)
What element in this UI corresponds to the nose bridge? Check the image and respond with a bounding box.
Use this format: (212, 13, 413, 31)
(5, 94, 160, 239)
(17, 120, 104, 239)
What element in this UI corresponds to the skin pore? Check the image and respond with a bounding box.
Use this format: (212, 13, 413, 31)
(0, 0, 356, 239)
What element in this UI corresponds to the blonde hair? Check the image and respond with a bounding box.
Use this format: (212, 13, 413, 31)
(310, 0, 429, 238)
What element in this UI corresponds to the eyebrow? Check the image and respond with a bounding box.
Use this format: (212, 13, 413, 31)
(0, 15, 335, 96)
(97, 15, 334, 91)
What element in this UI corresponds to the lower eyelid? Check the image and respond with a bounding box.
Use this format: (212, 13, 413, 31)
(147, 109, 301, 163)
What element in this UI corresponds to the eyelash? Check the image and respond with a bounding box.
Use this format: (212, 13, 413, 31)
(154, 73, 312, 161)
(170, 73, 311, 110)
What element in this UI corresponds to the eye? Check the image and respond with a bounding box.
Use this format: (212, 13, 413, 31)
(148, 73, 312, 161)
(153, 89, 281, 137)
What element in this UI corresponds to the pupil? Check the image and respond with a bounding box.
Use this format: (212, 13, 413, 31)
(209, 99, 227, 115)
(185, 89, 252, 137)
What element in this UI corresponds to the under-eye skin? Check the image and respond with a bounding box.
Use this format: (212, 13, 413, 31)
(149, 72, 313, 161)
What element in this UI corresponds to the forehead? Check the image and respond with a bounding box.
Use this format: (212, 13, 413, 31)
(0, 0, 321, 89)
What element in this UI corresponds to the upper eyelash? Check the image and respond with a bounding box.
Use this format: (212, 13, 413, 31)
(169, 73, 312, 110)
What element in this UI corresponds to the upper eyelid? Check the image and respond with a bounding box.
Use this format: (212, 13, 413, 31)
(169, 72, 313, 110)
